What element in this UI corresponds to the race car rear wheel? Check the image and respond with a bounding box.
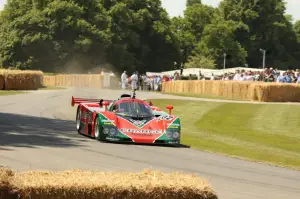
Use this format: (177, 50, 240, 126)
(94, 116, 100, 140)
(76, 107, 82, 134)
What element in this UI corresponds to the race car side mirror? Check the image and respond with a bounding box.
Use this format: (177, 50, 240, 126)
(149, 101, 153, 106)
(103, 101, 110, 111)
(166, 105, 173, 115)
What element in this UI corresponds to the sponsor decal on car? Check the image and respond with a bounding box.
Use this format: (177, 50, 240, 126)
(103, 122, 114, 125)
(88, 112, 93, 123)
(157, 115, 175, 121)
(168, 124, 180, 128)
(127, 119, 148, 126)
(102, 120, 115, 122)
(119, 128, 163, 136)
(81, 112, 88, 119)
(106, 137, 120, 141)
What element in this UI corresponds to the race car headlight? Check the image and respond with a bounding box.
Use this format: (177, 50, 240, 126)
(109, 128, 117, 136)
(166, 131, 173, 138)
(173, 132, 180, 139)
(166, 130, 180, 139)
(103, 128, 109, 135)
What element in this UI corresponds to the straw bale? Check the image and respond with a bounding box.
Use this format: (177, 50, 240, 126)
(162, 80, 300, 102)
(0, 168, 13, 189)
(0, 74, 4, 90)
(42, 74, 106, 88)
(254, 83, 300, 102)
(0, 69, 43, 90)
(0, 168, 14, 199)
(7, 169, 217, 199)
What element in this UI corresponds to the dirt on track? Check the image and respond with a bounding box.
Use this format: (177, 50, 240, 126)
(0, 87, 300, 199)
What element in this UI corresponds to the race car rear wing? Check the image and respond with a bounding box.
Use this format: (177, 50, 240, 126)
(71, 96, 113, 107)
(71, 96, 101, 107)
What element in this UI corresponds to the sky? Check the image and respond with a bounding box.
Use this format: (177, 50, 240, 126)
(0, 0, 299, 21)
(161, 0, 300, 22)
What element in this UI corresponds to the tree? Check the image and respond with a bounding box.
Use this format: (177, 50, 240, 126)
(105, 0, 180, 73)
(0, 0, 112, 71)
(185, 54, 216, 69)
(294, 20, 300, 42)
(219, 0, 300, 69)
(186, 0, 201, 7)
(171, 16, 196, 64)
(194, 15, 247, 68)
(184, 4, 215, 41)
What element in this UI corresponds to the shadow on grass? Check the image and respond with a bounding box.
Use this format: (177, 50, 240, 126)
(0, 112, 87, 150)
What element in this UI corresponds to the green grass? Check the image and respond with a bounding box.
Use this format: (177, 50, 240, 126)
(39, 85, 66, 90)
(149, 99, 300, 170)
(162, 92, 245, 101)
(0, 86, 65, 96)
(0, 90, 28, 96)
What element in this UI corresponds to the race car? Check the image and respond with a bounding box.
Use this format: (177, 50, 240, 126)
(71, 91, 181, 145)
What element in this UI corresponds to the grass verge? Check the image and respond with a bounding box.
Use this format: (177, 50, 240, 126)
(39, 85, 66, 90)
(0, 90, 28, 96)
(149, 99, 300, 170)
(0, 86, 65, 96)
(162, 92, 246, 101)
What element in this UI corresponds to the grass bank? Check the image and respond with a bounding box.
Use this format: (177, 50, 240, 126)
(39, 85, 66, 90)
(149, 99, 300, 170)
(162, 92, 236, 100)
(0, 90, 28, 96)
(0, 86, 66, 96)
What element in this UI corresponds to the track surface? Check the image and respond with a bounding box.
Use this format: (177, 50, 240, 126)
(1, 88, 300, 199)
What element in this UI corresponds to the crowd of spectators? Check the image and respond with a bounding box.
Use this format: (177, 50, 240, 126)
(160, 68, 300, 83)
(220, 68, 300, 83)
(120, 68, 300, 91)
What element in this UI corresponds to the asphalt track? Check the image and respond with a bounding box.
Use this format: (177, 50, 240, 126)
(1, 87, 300, 199)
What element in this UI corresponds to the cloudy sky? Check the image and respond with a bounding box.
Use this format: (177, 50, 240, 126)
(0, 0, 299, 21)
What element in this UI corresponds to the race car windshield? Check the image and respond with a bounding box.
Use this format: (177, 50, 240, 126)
(115, 102, 154, 118)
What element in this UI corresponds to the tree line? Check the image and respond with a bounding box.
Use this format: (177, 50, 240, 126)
(0, 0, 299, 74)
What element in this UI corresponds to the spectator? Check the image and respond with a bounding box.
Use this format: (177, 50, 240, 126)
(285, 71, 292, 83)
(130, 72, 138, 91)
(121, 71, 127, 89)
(277, 72, 286, 83)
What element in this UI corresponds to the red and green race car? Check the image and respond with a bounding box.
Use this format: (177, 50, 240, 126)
(71, 92, 181, 145)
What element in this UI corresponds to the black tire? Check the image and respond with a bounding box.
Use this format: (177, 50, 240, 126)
(76, 107, 82, 134)
(94, 116, 101, 140)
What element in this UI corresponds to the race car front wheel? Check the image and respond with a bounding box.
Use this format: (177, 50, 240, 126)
(76, 107, 82, 134)
(94, 116, 100, 140)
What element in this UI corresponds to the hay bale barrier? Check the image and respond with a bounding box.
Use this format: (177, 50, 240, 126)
(43, 74, 105, 88)
(162, 80, 300, 102)
(0, 69, 43, 90)
(0, 74, 4, 90)
(0, 167, 14, 199)
(0, 168, 218, 199)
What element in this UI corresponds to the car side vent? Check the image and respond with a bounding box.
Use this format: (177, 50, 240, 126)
(155, 115, 161, 117)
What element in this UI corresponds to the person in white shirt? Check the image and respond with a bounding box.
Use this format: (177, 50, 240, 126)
(121, 71, 127, 89)
(233, 70, 241, 81)
(297, 73, 300, 84)
(130, 72, 138, 91)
